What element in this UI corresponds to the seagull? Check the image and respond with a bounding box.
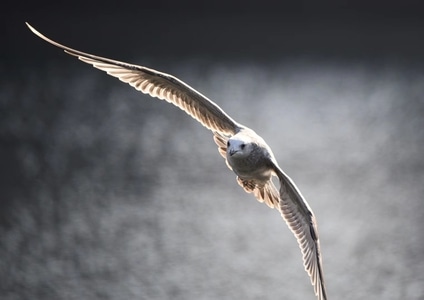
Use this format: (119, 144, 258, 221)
(26, 22, 327, 300)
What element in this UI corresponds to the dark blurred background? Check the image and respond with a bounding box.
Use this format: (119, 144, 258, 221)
(1, 2, 424, 299)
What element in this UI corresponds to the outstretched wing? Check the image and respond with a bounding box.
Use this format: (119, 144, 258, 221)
(26, 23, 241, 136)
(214, 130, 326, 300)
(274, 166, 327, 300)
(213, 132, 327, 299)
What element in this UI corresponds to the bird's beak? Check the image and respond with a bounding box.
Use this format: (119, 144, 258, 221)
(229, 149, 237, 156)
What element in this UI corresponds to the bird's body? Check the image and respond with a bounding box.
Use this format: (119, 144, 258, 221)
(227, 130, 273, 179)
(26, 23, 327, 300)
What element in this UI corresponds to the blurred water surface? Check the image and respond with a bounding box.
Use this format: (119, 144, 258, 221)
(1, 13, 424, 300)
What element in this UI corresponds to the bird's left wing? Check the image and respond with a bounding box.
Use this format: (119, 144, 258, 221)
(273, 165, 327, 300)
(26, 23, 240, 136)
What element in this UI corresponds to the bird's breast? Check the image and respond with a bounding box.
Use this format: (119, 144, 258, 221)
(228, 155, 272, 182)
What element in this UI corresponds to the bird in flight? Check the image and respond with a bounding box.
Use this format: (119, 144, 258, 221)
(26, 22, 327, 300)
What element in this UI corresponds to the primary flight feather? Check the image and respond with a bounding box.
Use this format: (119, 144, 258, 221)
(26, 22, 327, 300)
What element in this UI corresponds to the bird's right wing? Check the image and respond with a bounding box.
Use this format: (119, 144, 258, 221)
(273, 166, 327, 300)
(26, 23, 240, 136)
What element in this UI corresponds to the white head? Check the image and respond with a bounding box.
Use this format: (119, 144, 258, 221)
(226, 135, 255, 158)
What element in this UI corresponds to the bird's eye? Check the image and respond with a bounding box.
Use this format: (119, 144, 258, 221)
(241, 144, 245, 149)
(227, 141, 230, 147)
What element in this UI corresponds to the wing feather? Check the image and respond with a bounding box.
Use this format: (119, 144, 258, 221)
(26, 23, 240, 136)
(274, 166, 327, 300)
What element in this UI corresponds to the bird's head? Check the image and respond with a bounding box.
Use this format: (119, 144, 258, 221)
(227, 135, 254, 158)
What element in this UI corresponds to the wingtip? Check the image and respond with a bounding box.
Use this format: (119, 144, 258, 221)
(25, 22, 35, 32)
(25, 22, 42, 38)
(25, 22, 71, 54)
